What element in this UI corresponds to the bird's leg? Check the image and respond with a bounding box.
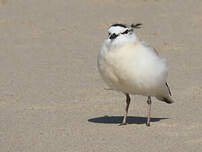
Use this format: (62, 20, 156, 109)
(146, 96, 152, 127)
(119, 93, 131, 126)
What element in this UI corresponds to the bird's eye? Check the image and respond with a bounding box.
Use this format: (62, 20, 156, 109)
(109, 33, 118, 39)
(108, 32, 111, 36)
(122, 30, 129, 35)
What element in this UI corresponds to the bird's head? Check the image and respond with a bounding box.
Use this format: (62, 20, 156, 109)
(106, 23, 142, 47)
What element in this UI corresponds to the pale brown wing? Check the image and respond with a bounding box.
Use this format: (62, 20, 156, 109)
(153, 48, 159, 55)
(142, 42, 159, 56)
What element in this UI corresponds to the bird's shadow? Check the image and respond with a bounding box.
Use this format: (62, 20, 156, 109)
(88, 116, 168, 124)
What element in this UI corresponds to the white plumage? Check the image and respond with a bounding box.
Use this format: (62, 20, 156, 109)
(97, 23, 174, 126)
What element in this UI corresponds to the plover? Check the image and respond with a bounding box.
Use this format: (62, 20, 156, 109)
(97, 23, 174, 126)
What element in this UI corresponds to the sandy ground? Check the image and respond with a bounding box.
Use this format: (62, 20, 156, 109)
(0, 0, 202, 151)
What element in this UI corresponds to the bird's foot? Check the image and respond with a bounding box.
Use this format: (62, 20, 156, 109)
(146, 122, 150, 127)
(119, 122, 127, 126)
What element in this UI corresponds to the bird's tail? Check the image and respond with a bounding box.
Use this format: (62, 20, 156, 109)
(156, 96, 174, 104)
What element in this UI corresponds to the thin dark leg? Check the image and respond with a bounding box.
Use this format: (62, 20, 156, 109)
(146, 96, 152, 126)
(119, 93, 131, 126)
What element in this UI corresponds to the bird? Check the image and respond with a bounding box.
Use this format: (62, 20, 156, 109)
(97, 23, 174, 126)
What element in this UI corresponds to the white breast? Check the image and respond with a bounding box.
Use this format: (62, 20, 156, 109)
(97, 41, 168, 96)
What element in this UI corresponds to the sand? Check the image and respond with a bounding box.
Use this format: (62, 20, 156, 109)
(0, 0, 202, 151)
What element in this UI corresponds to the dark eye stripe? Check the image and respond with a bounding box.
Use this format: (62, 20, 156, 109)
(109, 33, 118, 39)
(122, 29, 129, 35)
(109, 28, 133, 40)
(121, 29, 133, 35)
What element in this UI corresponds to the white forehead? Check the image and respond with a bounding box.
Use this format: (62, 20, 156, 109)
(108, 26, 127, 34)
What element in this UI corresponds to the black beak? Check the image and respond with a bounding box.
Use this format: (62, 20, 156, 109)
(109, 33, 118, 39)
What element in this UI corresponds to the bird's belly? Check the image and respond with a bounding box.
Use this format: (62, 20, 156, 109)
(98, 43, 167, 96)
(98, 60, 153, 95)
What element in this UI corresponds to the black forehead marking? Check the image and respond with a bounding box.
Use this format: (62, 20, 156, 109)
(110, 24, 127, 28)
